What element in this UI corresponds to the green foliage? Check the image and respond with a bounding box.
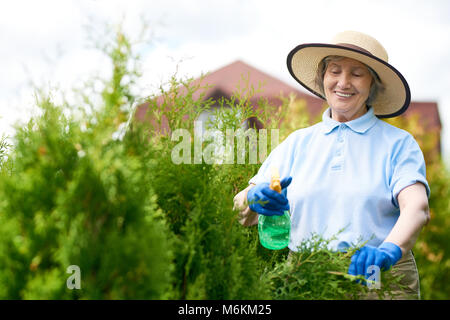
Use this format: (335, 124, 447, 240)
(0, 134, 10, 167)
(0, 24, 173, 300)
(140, 78, 270, 299)
(0, 21, 439, 300)
(386, 113, 450, 299)
(0, 95, 174, 300)
(265, 234, 407, 300)
(413, 164, 450, 299)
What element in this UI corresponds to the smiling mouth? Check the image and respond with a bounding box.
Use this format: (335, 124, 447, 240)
(335, 91, 355, 98)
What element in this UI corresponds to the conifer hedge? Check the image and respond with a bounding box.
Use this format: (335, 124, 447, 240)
(1, 24, 445, 300)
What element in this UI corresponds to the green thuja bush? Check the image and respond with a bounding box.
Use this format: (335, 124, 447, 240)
(386, 113, 450, 299)
(0, 135, 9, 166)
(0, 27, 173, 299)
(264, 234, 407, 300)
(413, 163, 450, 299)
(0, 94, 174, 300)
(0, 22, 409, 299)
(141, 77, 270, 299)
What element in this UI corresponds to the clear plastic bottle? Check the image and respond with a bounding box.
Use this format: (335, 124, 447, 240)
(258, 167, 291, 250)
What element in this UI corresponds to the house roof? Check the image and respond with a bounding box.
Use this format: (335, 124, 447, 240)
(189, 59, 326, 116)
(191, 60, 441, 130)
(135, 59, 441, 134)
(404, 101, 441, 130)
(193, 59, 300, 100)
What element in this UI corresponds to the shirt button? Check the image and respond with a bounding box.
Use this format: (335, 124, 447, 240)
(331, 164, 342, 171)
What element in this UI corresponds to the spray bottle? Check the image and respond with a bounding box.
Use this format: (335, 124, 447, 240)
(258, 166, 291, 250)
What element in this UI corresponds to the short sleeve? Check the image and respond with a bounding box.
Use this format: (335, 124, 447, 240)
(390, 135, 430, 208)
(248, 130, 300, 186)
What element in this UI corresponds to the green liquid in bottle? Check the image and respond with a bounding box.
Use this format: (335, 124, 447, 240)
(258, 211, 291, 250)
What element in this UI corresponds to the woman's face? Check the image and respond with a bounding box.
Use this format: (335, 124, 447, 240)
(323, 57, 373, 122)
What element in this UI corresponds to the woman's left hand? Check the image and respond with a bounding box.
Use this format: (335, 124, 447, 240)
(347, 242, 402, 280)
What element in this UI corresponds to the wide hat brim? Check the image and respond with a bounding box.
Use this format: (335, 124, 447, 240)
(287, 43, 411, 118)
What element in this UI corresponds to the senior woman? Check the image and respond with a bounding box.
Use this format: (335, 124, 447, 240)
(233, 31, 430, 299)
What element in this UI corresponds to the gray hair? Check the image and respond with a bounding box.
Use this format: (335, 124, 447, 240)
(314, 55, 384, 106)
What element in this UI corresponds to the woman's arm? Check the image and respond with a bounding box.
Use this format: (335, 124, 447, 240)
(233, 184, 258, 226)
(383, 182, 430, 256)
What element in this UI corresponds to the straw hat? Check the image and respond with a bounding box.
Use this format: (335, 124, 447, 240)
(287, 31, 410, 118)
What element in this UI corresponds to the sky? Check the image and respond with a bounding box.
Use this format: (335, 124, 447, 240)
(1, 0, 450, 162)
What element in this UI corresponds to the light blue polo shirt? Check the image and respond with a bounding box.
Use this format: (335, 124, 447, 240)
(249, 107, 430, 252)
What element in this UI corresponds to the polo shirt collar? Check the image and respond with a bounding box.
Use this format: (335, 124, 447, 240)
(321, 107, 378, 134)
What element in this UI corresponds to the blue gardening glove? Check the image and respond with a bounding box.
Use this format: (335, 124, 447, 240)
(348, 242, 402, 280)
(247, 176, 292, 216)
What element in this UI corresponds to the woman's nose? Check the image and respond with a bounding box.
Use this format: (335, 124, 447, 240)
(336, 73, 351, 89)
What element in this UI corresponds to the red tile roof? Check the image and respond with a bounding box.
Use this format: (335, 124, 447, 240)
(405, 101, 441, 130)
(192, 60, 441, 129)
(189, 59, 326, 116)
(136, 59, 441, 147)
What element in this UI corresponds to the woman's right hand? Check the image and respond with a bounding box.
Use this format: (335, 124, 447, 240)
(247, 177, 292, 216)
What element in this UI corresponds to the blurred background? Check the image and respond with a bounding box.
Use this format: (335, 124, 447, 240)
(1, 0, 450, 165)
